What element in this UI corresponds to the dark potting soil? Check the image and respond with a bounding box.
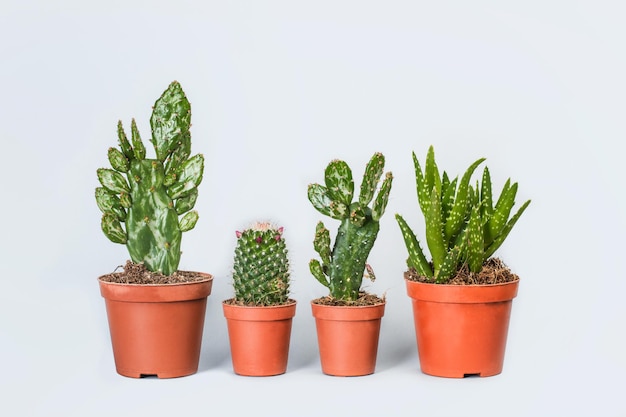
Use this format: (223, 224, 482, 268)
(404, 257, 520, 285)
(312, 292, 385, 307)
(223, 298, 298, 307)
(99, 260, 209, 285)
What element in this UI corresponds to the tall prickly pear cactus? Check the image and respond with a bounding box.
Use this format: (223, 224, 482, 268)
(95, 81, 204, 276)
(231, 222, 291, 306)
(308, 153, 393, 301)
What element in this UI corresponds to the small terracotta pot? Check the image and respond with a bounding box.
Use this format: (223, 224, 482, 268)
(99, 273, 213, 378)
(223, 300, 297, 376)
(406, 278, 519, 378)
(311, 301, 385, 377)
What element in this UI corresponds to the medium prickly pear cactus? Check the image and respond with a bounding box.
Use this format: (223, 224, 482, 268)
(308, 153, 393, 301)
(95, 81, 204, 276)
(232, 222, 290, 306)
(395, 145, 530, 283)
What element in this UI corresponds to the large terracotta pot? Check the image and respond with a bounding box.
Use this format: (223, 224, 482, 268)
(311, 301, 385, 377)
(406, 278, 519, 378)
(222, 300, 296, 376)
(99, 273, 213, 378)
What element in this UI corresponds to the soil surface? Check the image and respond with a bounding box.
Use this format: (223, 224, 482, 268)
(223, 298, 297, 307)
(99, 260, 210, 285)
(404, 258, 519, 285)
(312, 292, 385, 307)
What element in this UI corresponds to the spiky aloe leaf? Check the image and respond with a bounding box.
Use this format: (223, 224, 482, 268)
(359, 152, 385, 206)
(480, 167, 495, 244)
(117, 121, 134, 160)
(101, 212, 126, 244)
(424, 146, 441, 201)
(488, 180, 517, 239)
(413, 151, 430, 216)
(309, 259, 329, 288)
(484, 199, 531, 259)
(325, 159, 354, 206)
(174, 188, 198, 214)
(130, 119, 146, 160)
(480, 167, 494, 217)
(372, 172, 393, 221)
(426, 186, 446, 275)
(442, 176, 457, 223)
(108, 147, 129, 173)
(395, 214, 432, 277)
(150, 81, 191, 162)
(307, 184, 348, 220)
(95, 187, 126, 221)
(167, 154, 204, 200)
(467, 205, 484, 273)
(444, 157, 485, 242)
(97, 168, 130, 194)
(313, 221, 331, 267)
(435, 243, 464, 283)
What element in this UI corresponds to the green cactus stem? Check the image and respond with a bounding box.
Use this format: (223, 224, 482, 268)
(95, 81, 203, 275)
(308, 153, 393, 301)
(232, 222, 290, 306)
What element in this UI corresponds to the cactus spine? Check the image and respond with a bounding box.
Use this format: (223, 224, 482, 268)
(396, 146, 530, 283)
(95, 81, 203, 276)
(308, 153, 393, 301)
(232, 222, 290, 306)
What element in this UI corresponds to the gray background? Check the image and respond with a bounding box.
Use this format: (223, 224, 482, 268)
(1, 1, 624, 416)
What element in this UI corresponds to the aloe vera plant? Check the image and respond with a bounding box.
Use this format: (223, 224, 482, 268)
(308, 153, 393, 301)
(95, 81, 203, 276)
(232, 222, 290, 306)
(395, 146, 530, 283)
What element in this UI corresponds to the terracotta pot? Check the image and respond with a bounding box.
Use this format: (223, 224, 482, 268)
(311, 301, 385, 377)
(99, 273, 213, 378)
(222, 300, 296, 376)
(405, 278, 519, 378)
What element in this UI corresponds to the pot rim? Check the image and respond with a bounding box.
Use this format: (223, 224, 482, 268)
(99, 272, 213, 303)
(310, 300, 386, 321)
(405, 277, 519, 304)
(98, 271, 213, 287)
(222, 299, 297, 321)
(222, 298, 297, 308)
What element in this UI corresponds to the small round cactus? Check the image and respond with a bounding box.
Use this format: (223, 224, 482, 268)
(232, 222, 291, 306)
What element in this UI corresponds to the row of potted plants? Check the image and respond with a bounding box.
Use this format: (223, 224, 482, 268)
(96, 81, 531, 379)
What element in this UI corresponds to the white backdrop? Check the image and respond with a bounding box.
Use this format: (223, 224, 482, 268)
(1, 1, 624, 416)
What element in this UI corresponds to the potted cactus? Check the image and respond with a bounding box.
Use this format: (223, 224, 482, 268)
(307, 152, 393, 376)
(395, 145, 531, 378)
(96, 81, 213, 378)
(222, 222, 296, 377)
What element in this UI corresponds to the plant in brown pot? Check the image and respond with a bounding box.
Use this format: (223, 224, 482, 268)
(307, 152, 393, 376)
(95, 81, 213, 378)
(222, 221, 296, 376)
(395, 145, 531, 378)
